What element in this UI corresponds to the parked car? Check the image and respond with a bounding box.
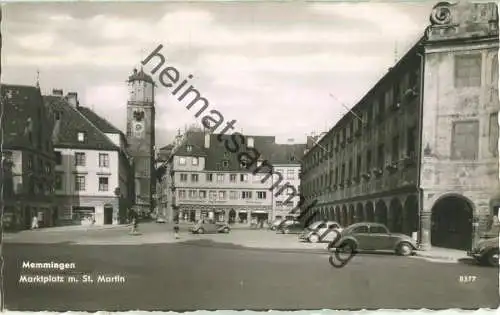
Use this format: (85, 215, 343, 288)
(275, 219, 295, 231)
(300, 221, 342, 243)
(270, 219, 285, 231)
(156, 216, 166, 223)
(328, 222, 417, 256)
(467, 236, 499, 266)
(278, 220, 303, 234)
(191, 220, 230, 234)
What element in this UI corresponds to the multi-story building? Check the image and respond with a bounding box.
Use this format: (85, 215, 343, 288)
(300, 1, 500, 251)
(45, 89, 134, 225)
(1, 84, 56, 230)
(271, 142, 305, 221)
(155, 144, 174, 221)
(126, 68, 156, 215)
(159, 130, 305, 224)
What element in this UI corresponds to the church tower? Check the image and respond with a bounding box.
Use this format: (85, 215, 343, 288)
(126, 68, 156, 214)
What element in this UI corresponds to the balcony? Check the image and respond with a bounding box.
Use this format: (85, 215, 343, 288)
(361, 172, 371, 181)
(403, 153, 417, 168)
(385, 161, 399, 173)
(372, 168, 383, 178)
(391, 102, 401, 111)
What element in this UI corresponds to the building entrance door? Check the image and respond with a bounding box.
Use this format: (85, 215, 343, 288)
(104, 206, 113, 225)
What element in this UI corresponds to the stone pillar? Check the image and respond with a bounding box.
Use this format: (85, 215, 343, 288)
(419, 212, 432, 250)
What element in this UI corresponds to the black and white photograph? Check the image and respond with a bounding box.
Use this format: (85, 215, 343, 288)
(0, 0, 499, 312)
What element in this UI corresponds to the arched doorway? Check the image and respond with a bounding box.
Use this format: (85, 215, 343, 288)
(348, 205, 355, 226)
(356, 203, 364, 222)
(335, 206, 341, 222)
(375, 200, 388, 226)
(341, 205, 348, 227)
(431, 194, 474, 250)
(229, 209, 236, 224)
(403, 195, 418, 236)
(366, 202, 375, 222)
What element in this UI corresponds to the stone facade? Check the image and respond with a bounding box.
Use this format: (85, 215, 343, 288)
(300, 1, 499, 251)
(126, 68, 156, 214)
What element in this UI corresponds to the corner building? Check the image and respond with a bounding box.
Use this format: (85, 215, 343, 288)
(300, 1, 500, 251)
(166, 130, 305, 225)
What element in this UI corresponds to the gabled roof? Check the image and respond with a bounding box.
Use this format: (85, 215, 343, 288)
(44, 96, 119, 151)
(174, 131, 207, 157)
(2, 84, 51, 149)
(77, 107, 122, 134)
(168, 130, 305, 172)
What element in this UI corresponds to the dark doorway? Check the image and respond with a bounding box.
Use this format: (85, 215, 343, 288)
(355, 203, 364, 223)
(403, 195, 419, 236)
(366, 202, 375, 222)
(341, 205, 348, 227)
(431, 195, 473, 250)
(104, 206, 113, 225)
(375, 200, 388, 226)
(348, 205, 355, 226)
(229, 209, 236, 224)
(389, 198, 403, 233)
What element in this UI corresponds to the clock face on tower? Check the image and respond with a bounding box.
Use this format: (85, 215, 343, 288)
(133, 122, 144, 138)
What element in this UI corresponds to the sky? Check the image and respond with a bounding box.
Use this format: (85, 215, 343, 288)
(2, 0, 436, 147)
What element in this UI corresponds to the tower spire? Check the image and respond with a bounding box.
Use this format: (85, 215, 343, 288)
(36, 69, 40, 89)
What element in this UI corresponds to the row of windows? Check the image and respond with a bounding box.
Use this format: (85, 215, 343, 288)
(305, 53, 487, 171)
(54, 151, 110, 168)
(177, 189, 268, 200)
(178, 170, 297, 183)
(303, 115, 499, 195)
(55, 174, 110, 192)
(303, 126, 418, 193)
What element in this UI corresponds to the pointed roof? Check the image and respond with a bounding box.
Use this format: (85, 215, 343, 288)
(127, 67, 155, 85)
(77, 106, 122, 134)
(44, 95, 119, 151)
(2, 84, 50, 148)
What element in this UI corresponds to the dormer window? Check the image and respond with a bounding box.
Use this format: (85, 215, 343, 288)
(77, 132, 85, 142)
(240, 161, 248, 168)
(224, 152, 229, 158)
(186, 145, 192, 152)
(222, 160, 229, 168)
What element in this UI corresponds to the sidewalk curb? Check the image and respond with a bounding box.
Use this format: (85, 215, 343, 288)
(413, 252, 464, 262)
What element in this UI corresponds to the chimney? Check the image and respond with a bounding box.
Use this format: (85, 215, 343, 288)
(247, 137, 254, 148)
(204, 133, 210, 149)
(52, 89, 63, 97)
(66, 92, 78, 107)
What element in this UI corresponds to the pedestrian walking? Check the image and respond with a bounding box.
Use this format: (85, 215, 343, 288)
(31, 215, 39, 230)
(173, 222, 180, 239)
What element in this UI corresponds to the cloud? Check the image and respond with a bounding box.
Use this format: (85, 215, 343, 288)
(2, 1, 434, 146)
(16, 33, 57, 51)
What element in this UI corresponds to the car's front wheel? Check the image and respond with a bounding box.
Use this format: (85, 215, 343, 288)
(396, 242, 414, 256)
(198, 228, 205, 234)
(222, 227, 230, 233)
(308, 234, 320, 243)
(283, 229, 290, 234)
(484, 248, 499, 266)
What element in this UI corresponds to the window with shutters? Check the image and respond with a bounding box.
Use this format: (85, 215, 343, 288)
(491, 55, 498, 84)
(454, 54, 482, 87)
(489, 113, 498, 157)
(451, 120, 479, 160)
